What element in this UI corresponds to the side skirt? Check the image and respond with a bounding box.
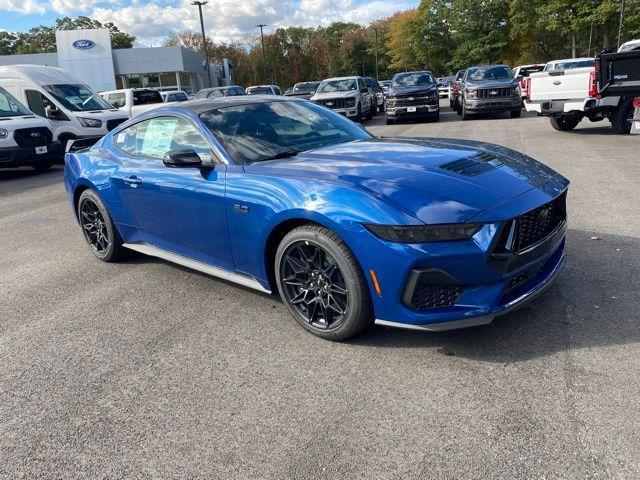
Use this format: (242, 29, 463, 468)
(123, 243, 271, 294)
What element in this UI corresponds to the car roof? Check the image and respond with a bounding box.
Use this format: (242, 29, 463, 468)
(149, 95, 300, 115)
(322, 76, 360, 81)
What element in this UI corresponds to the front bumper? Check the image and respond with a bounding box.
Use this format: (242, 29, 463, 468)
(386, 104, 439, 117)
(464, 97, 521, 113)
(339, 188, 569, 332)
(329, 107, 359, 118)
(0, 141, 63, 168)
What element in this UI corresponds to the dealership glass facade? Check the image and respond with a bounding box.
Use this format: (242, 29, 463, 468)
(115, 72, 199, 93)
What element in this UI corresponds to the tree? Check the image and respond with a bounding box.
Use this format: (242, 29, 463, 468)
(7, 16, 135, 55)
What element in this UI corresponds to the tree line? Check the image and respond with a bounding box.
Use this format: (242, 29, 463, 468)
(169, 0, 640, 87)
(1, 0, 639, 90)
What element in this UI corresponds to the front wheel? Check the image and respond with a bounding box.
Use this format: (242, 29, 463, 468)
(275, 225, 373, 341)
(510, 109, 522, 118)
(77, 189, 125, 262)
(550, 115, 580, 131)
(32, 162, 53, 172)
(461, 104, 471, 121)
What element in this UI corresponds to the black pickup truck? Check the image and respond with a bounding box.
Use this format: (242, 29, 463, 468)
(597, 48, 640, 134)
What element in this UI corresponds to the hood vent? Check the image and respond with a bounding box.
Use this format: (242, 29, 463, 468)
(439, 151, 503, 176)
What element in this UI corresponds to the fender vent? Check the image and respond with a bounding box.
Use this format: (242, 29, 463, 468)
(439, 151, 503, 176)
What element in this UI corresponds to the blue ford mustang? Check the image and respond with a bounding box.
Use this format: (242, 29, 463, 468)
(64, 96, 568, 340)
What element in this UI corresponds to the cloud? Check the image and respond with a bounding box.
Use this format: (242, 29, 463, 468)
(1, 0, 417, 43)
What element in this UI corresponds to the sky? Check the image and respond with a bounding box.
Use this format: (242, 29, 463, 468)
(0, 0, 418, 45)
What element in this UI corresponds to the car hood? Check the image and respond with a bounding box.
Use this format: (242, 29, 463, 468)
(311, 91, 358, 100)
(465, 80, 517, 89)
(245, 137, 569, 224)
(387, 85, 437, 96)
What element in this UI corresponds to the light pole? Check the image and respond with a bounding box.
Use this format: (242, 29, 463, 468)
(256, 24, 267, 84)
(617, 0, 626, 49)
(361, 50, 365, 76)
(373, 28, 380, 81)
(192, 1, 211, 87)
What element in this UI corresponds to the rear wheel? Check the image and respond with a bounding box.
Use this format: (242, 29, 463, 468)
(366, 102, 374, 120)
(386, 117, 395, 125)
(611, 97, 635, 134)
(275, 225, 373, 341)
(77, 189, 125, 262)
(550, 115, 580, 131)
(510, 109, 522, 118)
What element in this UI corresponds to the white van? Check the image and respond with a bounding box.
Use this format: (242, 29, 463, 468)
(0, 65, 129, 148)
(100, 88, 165, 116)
(0, 86, 62, 170)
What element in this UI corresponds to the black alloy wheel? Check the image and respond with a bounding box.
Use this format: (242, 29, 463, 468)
(280, 241, 348, 330)
(275, 225, 373, 340)
(77, 189, 125, 262)
(80, 198, 111, 255)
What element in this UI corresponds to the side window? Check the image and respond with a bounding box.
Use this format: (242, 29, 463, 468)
(112, 123, 138, 155)
(25, 89, 51, 117)
(358, 78, 365, 90)
(135, 117, 214, 163)
(108, 93, 126, 108)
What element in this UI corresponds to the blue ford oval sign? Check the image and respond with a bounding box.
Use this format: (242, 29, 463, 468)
(72, 39, 95, 50)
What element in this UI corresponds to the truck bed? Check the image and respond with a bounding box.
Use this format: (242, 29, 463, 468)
(528, 67, 593, 101)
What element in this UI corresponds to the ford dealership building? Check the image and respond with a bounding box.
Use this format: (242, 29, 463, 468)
(0, 28, 230, 94)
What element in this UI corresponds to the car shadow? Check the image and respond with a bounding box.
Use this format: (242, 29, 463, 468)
(348, 229, 640, 364)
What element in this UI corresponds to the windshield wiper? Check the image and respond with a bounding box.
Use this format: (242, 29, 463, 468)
(259, 150, 299, 161)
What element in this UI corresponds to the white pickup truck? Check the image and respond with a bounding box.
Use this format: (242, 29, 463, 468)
(100, 88, 165, 117)
(524, 57, 636, 133)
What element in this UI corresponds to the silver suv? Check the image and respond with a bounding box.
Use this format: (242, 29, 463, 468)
(310, 76, 375, 121)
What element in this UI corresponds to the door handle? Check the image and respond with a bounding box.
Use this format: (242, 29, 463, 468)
(553, 80, 562, 85)
(123, 176, 142, 186)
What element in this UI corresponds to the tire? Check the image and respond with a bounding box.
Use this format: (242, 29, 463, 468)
(456, 102, 462, 116)
(366, 102, 374, 120)
(611, 97, 635, 134)
(355, 103, 362, 123)
(549, 115, 580, 131)
(428, 111, 440, 122)
(510, 109, 522, 118)
(32, 162, 53, 172)
(378, 104, 384, 113)
(77, 189, 125, 262)
(386, 117, 394, 125)
(275, 224, 373, 341)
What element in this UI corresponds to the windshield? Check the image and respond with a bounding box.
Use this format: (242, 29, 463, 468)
(200, 100, 371, 164)
(133, 90, 163, 105)
(467, 66, 513, 82)
(247, 87, 273, 95)
(391, 72, 435, 88)
(519, 66, 545, 77)
(317, 79, 357, 93)
(0, 87, 31, 117)
(546, 60, 595, 71)
(294, 82, 319, 93)
(43, 84, 112, 111)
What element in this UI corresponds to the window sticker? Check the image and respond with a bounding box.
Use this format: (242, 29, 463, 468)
(140, 118, 178, 158)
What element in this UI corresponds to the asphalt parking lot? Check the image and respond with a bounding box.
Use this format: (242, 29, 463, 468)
(1, 101, 639, 479)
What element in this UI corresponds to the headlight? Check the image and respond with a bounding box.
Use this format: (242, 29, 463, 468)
(386, 97, 396, 106)
(345, 98, 356, 107)
(512, 86, 520, 96)
(466, 90, 478, 99)
(0, 128, 8, 139)
(78, 117, 103, 128)
(364, 223, 482, 243)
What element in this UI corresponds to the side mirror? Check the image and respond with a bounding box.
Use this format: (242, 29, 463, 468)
(45, 105, 60, 120)
(163, 149, 203, 168)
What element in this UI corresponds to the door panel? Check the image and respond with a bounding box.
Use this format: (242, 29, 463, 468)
(110, 116, 234, 270)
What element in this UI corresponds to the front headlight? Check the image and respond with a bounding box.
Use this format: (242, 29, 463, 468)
(466, 90, 478, 99)
(345, 98, 356, 107)
(512, 86, 520, 96)
(78, 117, 103, 128)
(364, 223, 482, 243)
(386, 97, 396, 106)
(0, 128, 8, 139)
